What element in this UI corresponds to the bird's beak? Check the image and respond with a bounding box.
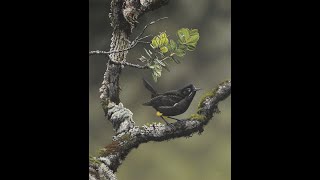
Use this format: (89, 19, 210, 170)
(195, 88, 202, 91)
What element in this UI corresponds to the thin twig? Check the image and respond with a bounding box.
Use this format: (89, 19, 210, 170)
(89, 17, 168, 56)
(159, 56, 171, 62)
(89, 45, 135, 56)
(138, 34, 152, 40)
(106, 55, 149, 69)
(109, 58, 149, 69)
(135, 17, 168, 42)
(137, 41, 150, 44)
(89, 50, 108, 56)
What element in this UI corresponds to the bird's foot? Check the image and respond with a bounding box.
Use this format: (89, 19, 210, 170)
(166, 122, 176, 129)
(167, 116, 183, 122)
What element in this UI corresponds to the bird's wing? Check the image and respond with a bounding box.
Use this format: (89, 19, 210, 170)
(158, 93, 196, 116)
(159, 90, 183, 97)
(162, 95, 183, 104)
(157, 103, 179, 116)
(142, 95, 162, 106)
(142, 95, 177, 106)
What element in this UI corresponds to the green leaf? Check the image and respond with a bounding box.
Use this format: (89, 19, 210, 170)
(169, 40, 177, 51)
(151, 36, 160, 49)
(175, 44, 187, 57)
(155, 63, 162, 70)
(157, 58, 170, 72)
(189, 29, 199, 36)
(176, 28, 199, 51)
(156, 59, 166, 67)
(152, 73, 158, 82)
(151, 63, 162, 82)
(185, 29, 199, 51)
(186, 44, 196, 51)
(177, 28, 190, 44)
(154, 63, 162, 75)
(160, 46, 168, 53)
(144, 48, 152, 58)
(153, 69, 161, 76)
(186, 34, 199, 44)
(152, 32, 169, 49)
(151, 39, 157, 48)
(175, 48, 185, 57)
(161, 38, 169, 46)
(159, 32, 167, 39)
(159, 33, 169, 46)
(178, 43, 187, 51)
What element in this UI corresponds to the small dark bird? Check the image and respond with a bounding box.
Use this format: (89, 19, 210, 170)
(142, 78, 201, 126)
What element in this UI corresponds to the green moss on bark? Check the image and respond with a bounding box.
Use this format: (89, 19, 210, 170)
(98, 141, 121, 157)
(189, 113, 207, 121)
(89, 155, 102, 166)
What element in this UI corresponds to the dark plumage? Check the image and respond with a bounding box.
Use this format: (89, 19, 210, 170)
(142, 78, 201, 125)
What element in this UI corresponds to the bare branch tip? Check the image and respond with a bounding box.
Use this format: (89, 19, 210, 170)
(89, 50, 108, 56)
(151, 17, 168, 24)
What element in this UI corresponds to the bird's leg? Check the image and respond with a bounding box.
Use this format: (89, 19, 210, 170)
(156, 111, 175, 128)
(160, 116, 175, 128)
(167, 116, 183, 122)
(160, 116, 170, 125)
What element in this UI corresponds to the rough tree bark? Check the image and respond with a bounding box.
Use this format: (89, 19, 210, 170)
(89, 0, 231, 179)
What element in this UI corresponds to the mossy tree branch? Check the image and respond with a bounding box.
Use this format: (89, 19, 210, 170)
(89, 80, 231, 180)
(99, 81, 230, 173)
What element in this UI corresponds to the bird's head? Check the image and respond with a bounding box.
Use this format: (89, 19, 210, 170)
(180, 84, 202, 97)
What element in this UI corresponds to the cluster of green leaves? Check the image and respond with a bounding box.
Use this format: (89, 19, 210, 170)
(138, 28, 200, 82)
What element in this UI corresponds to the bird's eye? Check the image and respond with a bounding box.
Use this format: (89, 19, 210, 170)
(183, 88, 191, 95)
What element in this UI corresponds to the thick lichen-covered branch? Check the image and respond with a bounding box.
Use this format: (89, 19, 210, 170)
(89, 158, 117, 180)
(99, 0, 170, 108)
(122, 0, 169, 30)
(91, 80, 231, 176)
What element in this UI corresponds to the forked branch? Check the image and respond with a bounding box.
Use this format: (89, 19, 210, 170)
(89, 17, 168, 56)
(109, 57, 150, 69)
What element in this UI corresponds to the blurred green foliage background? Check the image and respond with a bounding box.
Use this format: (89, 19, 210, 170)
(89, 0, 230, 179)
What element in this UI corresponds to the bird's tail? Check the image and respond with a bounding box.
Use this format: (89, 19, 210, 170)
(142, 78, 157, 98)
